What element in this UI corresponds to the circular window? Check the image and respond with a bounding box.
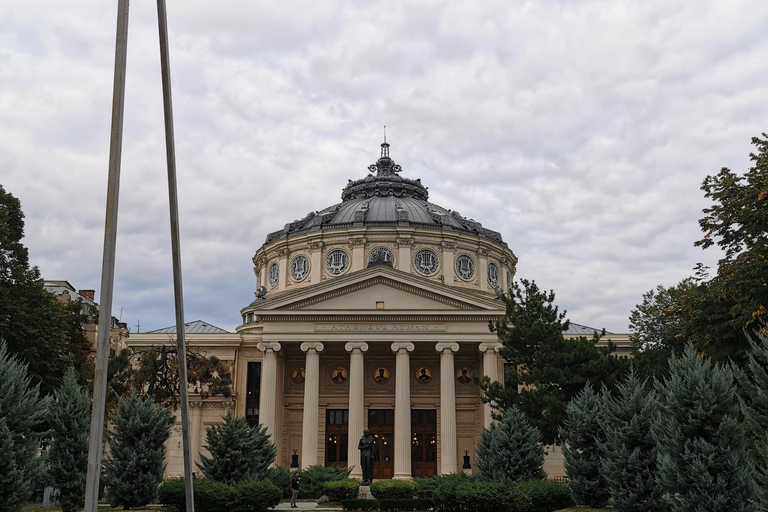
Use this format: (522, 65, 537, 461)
(413, 249, 439, 275)
(488, 262, 499, 288)
(455, 254, 475, 280)
(268, 262, 279, 288)
(325, 249, 350, 275)
(368, 246, 395, 267)
(290, 255, 310, 281)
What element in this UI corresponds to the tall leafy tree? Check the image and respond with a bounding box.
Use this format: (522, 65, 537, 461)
(46, 368, 90, 512)
(600, 369, 665, 512)
(103, 394, 173, 508)
(0, 341, 47, 512)
(478, 279, 629, 443)
(197, 411, 276, 485)
(652, 344, 756, 511)
(560, 384, 609, 508)
(476, 406, 545, 483)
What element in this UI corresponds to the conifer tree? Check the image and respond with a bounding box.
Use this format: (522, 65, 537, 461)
(0, 341, 47, 512)
(198, 412, 276, 485)
(103, 393, 173, 508)
(652, 343, 756, 511)
(560, 384, 609, 508)
(46, 368, 90, 512)
(476, 406, 545, 483)
(600, 369, 665, 512)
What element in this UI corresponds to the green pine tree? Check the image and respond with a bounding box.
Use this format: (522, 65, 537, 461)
(600, 368, 665, 512)
(103, 393, 173, 508)
(197, 412, 276, 485)
(560, 383, 609, 508)
(476, 406, 546, 483)
(652, 343, 756, 512)
(46, 368, 90, 512)
(0, 341, 47, 512)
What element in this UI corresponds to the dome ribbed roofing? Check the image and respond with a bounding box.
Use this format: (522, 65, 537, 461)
(263, 142, 505, 247)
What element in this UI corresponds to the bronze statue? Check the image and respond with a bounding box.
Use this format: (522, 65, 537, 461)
(358, 428, 374, 485)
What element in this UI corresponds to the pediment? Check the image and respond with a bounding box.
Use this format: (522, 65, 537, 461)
(250, 266, 503, 313)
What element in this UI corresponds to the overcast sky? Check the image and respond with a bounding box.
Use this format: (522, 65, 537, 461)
(2, 0, 767, 334)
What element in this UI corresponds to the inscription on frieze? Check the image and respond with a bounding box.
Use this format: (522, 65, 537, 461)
(315, 323, 445, 332)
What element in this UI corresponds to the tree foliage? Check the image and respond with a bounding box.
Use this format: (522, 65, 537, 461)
(0, 341, 47, 512)
(560, 384, 609, 508)
(103, 393, 173, 508)
(652, 344, 756, 512)
(46, 368, 90, 512)
(600, 369, 665, 512)
(476, 406, 546, 483)
(478, 279, 629, 444)
(197, 411, 276, 485)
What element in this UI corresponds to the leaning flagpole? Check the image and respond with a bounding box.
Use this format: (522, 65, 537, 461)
(85, 1, 130, 512)
(156, 1, 196, 511)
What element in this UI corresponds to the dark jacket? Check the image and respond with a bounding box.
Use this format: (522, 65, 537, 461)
(289, 476, 300, 490)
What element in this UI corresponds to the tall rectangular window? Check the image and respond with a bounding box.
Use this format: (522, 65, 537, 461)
(246, 362, 262, 427)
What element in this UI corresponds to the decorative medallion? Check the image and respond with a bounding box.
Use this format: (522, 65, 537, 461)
(291, 368, 305, 384)
(455, 254, 475, 280)
(456, 367, 473, 384)
(331, 366, 348, 384)
(413, 249, 439, 275)
(290, 255, 310, 281)
(368, 246, 395, 268)
(415, 366, 433, 384)
(487, 262, 499, 288)
(373, 367, 391, 384)
(268, 262, 279, 288)
(325, 249, 350, 275)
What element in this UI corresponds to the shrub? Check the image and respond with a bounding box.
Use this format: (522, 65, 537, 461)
(158, 477, 234, 512)
(270, 465, 293, 498)
(341, 498, 380, 511)
(370, 479, 416, 499)
(511, 480, 572, 512)
(157, 477, 186, 511)
(298, 464, 351, 498)
(477, 407, 545, 483)
(379, 498, 434, 511)
(433, 476, 529, 512)
(231, 479, 282, 512)
(198, 412, 276, 485)
(324, 479, 361, 501)
(103, 393, 172, 508)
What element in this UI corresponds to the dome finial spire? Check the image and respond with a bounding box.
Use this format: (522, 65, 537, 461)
(381, 126, 390, 159)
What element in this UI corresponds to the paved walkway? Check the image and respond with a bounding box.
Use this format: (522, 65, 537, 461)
(274, 501, 342, 511)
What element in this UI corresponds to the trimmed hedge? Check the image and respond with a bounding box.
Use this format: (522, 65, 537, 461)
(157, 477, 280, 512)
(324, 479, 361, 501)
(432, 476, 530, 512)
(511, 480, 572, 512)
(230, 479, 282, 512)
(298, 465, 352, 498)
(341, 498, 380, 511)
(379, 498, 433, 511)
(370, 480, 416, 499)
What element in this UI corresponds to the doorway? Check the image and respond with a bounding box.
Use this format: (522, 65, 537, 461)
(368, 409, 394, 478)
(411, 410, 437, 477)
(325, 409, 349, 467)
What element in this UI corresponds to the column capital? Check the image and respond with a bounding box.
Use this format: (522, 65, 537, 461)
(435, 342, 459, 354)
(344, 342, 369, 353)
(300, 342, 324, 353)
(478, 342, 503, 353)
(257, 342, 282, 353)
(391, 342, 415, 353)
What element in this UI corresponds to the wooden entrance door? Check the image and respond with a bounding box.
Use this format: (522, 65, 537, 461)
(368, 409, 394, 479)
(411, 410, 437, 477)
(325, 409, 349, 467)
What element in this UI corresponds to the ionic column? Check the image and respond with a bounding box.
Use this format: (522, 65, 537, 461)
(257, 342, 282, 442)
(436, 342, 459, 475)
(478, 342, 503, 428)
(300, 342, 324, 468)
(345, 342, 369, 480)
(391, 342, 415, 479)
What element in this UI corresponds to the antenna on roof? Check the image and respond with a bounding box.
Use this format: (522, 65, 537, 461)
(381, 126, 390, 158)
(384, 125, 386, 143)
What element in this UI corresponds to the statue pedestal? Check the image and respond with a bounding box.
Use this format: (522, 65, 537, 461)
(358, 485, 375, 500)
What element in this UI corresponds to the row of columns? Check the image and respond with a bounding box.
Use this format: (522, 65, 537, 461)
(257, 340, 502, 477)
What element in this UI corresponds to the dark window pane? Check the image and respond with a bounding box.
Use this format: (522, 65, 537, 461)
(340, 434, 348, 462)
(411, 433, 423, 462)
(246, 362, 262, 427)
(425, 434, 437, 462)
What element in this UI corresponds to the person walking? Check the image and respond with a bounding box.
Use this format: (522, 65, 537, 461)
(289, 472, 300, 508)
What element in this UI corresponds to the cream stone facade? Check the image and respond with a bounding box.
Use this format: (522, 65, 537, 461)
(128, 142, 631, 479)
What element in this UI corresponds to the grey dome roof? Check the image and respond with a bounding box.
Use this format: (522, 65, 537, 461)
(263, 143, 505, 247)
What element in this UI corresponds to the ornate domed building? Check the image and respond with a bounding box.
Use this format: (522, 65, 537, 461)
(130, 141, 629, 480)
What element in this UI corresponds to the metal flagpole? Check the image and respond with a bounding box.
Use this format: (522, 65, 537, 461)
(85, 1, 130, 511)
(156, 1, 196, 511)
